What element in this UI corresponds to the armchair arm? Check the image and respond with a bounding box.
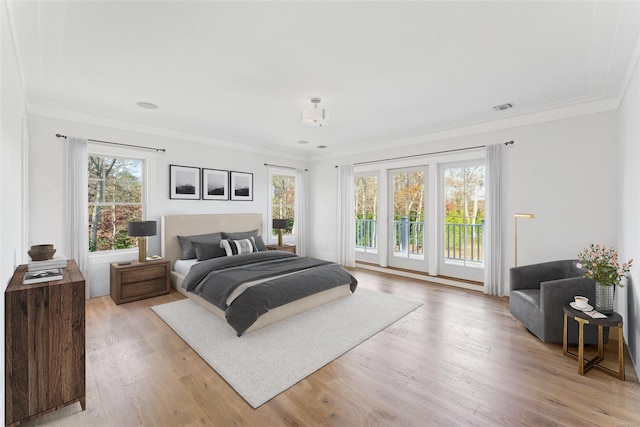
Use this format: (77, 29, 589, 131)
(510, 260, 580, 292)
(540, 276, 595, 315)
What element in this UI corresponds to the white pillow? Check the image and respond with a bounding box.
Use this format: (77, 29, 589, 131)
(220, 238, 255, 256)
(233, 238, 255, 255)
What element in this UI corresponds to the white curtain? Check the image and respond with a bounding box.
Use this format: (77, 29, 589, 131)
(337, 165, 355, 267)
(294, 168, 306, 256)
(483, 143, 505, 296)
(67, 137, 89, 298)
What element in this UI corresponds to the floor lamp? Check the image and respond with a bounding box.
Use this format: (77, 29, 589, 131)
(514, 213, 535, 267)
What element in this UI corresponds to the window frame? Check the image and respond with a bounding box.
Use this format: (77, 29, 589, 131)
(267, 167, 296, 245)
(438, 158, 486, 281)
(87, 144, 148, 257)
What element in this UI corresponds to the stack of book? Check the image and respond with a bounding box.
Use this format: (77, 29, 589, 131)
(27, 258, 67, 272)
(23, 258, 67, 284)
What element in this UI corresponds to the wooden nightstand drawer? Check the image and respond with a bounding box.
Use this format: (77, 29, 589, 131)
(266, 244, 297, 254)
(121, 277, 167, 299)
(121, 264, 166, 284)
(110, 260, 170, 304)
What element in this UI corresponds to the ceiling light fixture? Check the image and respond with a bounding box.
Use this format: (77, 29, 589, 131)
(137, 101, 159, 109)
(296, 140, 309, 145)
(301, 97, 327, 126)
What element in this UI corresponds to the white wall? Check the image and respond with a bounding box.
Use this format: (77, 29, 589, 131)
(618, 53, 640, 374)
(1, 1, 28, 422)
(308, 111, 619, 287)
(27, 114, 308, 297)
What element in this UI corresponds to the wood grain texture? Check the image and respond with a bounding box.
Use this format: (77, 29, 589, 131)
(110, 260, 170, 305)
(5, 260, 85, 426)
(16, 267, 640, 427)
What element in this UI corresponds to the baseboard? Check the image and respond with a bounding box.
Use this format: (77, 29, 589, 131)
(355, 262, 484, 292)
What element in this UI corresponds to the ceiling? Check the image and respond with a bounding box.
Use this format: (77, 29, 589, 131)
(6, 1, 640, 159)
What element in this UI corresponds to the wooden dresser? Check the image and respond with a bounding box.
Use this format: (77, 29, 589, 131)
(5, 260, 86, 426)
(110, 259, 170, 304)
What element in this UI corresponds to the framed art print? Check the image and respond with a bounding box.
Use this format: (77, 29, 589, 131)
(170, 165, 200, 200)
(202, 168, 229, 200)
(230, 171, 253, 201)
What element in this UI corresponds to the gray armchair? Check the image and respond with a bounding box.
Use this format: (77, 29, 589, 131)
(510, 259, 603, 345)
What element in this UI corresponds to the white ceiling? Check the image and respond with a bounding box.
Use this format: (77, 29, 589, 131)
(6, 1, 640, 159)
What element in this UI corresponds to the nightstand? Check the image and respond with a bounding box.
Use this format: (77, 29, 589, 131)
(110, 259, 170, 304)
(267, 244, 297, 254)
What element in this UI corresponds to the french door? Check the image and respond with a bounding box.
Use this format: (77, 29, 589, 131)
(438, 162, 485, 281)
(388, 167, 427, 272)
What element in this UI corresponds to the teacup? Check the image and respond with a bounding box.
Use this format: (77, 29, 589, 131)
(574, 296, 589, 309)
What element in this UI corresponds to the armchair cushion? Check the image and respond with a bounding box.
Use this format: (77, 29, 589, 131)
(510, 259, 604, 345)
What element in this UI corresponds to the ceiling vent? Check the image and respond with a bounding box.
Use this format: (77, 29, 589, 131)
(493, 103, 513, 112)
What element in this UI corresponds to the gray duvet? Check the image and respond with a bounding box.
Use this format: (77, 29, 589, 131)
(182, 251, 358, 336)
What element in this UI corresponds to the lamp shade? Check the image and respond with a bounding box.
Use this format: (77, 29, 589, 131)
(272, 219, 289, 230)
(301, 108, 327, 126)
(128, 221, 157, 237)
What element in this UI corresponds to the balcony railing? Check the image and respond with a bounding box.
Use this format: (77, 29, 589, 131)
(355, 219, 377, 251)
(445, 221, 484, 262)
(354, 218, 484, 263)
(393, 218, 423, 255)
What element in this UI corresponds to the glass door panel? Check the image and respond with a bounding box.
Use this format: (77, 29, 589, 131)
(354, 174, 378, 257)
(389, 167, 427, 271)
(440, 163, 485, 281)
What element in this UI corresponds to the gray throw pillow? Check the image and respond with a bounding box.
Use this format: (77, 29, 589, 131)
(251, 235, 268, 252)
(221, 229, 259, 240)
(192, 240, 227, 261)
(177, 232, 222, 259)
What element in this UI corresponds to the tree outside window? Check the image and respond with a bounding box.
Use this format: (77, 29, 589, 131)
(88, 155, 144, 252)
(271, 173, 295, 236)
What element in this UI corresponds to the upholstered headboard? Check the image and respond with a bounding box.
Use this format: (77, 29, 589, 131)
(161, 213, 263, 269)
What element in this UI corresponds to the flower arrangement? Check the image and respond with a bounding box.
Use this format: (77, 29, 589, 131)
(576, 244, 633, 287)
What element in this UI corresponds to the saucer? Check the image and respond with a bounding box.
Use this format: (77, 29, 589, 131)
(570, 302, 593, 312)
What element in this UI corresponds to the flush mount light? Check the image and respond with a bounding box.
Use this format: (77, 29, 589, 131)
(317, 145, 327, 149)
(301, 98, 328, 126)
(137, 101, 159, 109)
(296, 140, 309, 145)
(493, 103, 513, 112)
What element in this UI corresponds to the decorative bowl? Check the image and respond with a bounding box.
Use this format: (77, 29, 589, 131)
(28, 244, 56, 261)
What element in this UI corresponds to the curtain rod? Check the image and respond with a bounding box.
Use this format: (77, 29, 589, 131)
(335, 140, 514, 168)
(56, 134, 166, 153)
(264, 163, 308, 171)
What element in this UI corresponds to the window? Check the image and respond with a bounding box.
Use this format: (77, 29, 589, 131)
(442, 162, 485, 267)
(88, 154, 144, 252)
(354, 174, 378, 253)
(269, 169, 295, 240)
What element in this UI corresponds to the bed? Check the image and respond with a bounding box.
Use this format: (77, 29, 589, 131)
(160, 214, 357, 336)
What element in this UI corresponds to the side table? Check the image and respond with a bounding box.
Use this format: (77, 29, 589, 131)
(266, 244, 297, 254)
(110, 259, 170, 304)
(562, 305, 624, 380)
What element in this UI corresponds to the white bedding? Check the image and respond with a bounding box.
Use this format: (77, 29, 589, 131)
(174, 258, 198, 277)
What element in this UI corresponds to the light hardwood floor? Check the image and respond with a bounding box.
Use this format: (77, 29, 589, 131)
(19, 268, 640, 426)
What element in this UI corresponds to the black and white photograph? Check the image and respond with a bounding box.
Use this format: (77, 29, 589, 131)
(170, 165, 200, 200)
(230, 171, 253, 201)
(202, 168, 229, 200)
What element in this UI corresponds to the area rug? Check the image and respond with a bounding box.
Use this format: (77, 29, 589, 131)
(151, 288, 421, 408)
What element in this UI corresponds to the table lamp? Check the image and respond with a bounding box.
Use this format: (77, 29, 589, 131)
(272, 219, 289, 247)
(128, 220, 157, 262)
